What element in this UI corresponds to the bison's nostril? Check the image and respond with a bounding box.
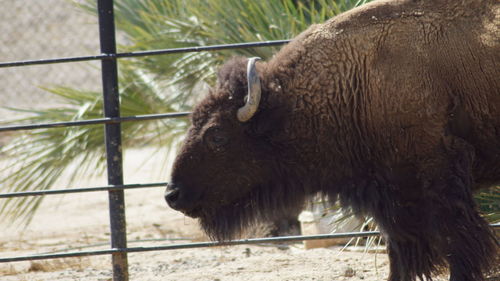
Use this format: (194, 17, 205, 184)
(165, 182, 201, 215)
(165, 189, 181, 208)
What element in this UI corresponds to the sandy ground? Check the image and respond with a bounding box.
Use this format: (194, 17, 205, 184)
(5, 147, 491, 281)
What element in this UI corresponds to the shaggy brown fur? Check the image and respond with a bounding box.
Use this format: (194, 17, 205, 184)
(165, 0, 500, 280)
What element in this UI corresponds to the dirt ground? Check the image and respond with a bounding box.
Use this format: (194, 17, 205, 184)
(1, 148, 477, 281)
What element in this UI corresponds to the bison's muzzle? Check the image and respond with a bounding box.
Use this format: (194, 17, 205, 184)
(165, 182, 202, 217)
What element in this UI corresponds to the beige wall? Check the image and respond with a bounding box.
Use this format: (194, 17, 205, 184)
(0, 0, 102, 120)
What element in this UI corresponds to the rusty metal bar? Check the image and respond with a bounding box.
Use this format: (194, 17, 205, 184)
(0, 112, 190, 133)
(0, 231, 381, 263)
(1, 225, 499, 264)
(0, 182, 167, 198)
(0, 40, 289, 68)
(97, 0, 129, 280)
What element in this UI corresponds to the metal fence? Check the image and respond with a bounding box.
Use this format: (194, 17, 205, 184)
(0, 1, 497, 281)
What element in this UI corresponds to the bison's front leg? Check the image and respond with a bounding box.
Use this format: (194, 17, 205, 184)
(341, 174, 443, 280)
(377, 140, 497, 281)
(376, 197, 442, 281)
(385, 237, 439, 281)
(436, 139, 497, 281)
(436, 155, 497, 280)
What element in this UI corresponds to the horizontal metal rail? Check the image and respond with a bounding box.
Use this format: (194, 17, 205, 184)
(0, 112, 190, 133)
(0, 40, 290, 68)
(1, 225, 498, 263)
(0, 182, 167, 198)
(40, 237, 193, 255)
(0, 231, 380, 263)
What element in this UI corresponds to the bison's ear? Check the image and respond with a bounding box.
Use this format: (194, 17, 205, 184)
(250, 105, 288, 138)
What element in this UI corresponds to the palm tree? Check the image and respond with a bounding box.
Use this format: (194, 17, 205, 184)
(1, 0, 498, 227)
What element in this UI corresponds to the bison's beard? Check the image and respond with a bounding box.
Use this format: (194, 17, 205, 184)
(198, 180, 308, 241)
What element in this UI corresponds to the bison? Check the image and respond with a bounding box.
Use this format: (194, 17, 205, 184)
(165, 0, 499, 280)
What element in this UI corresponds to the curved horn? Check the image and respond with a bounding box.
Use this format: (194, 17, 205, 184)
(237, 57, 262, 122)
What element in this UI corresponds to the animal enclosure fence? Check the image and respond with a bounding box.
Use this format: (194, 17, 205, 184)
(0, 1, 497, 281)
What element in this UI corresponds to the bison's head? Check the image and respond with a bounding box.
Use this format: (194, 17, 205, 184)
(165, 57, 305, 240)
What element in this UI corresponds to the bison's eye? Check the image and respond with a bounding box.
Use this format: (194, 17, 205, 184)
(204, 127, 229, 150)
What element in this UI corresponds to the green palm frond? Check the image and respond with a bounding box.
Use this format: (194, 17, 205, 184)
(81, 0, 371, 98)
(476, 187, 500, 223)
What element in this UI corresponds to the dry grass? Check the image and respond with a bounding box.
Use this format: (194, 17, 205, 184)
(0, 257, 91, 276)
(28, 258, 91, 273)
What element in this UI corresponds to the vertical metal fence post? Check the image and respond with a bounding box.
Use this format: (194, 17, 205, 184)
(97, 0, 129, 280)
